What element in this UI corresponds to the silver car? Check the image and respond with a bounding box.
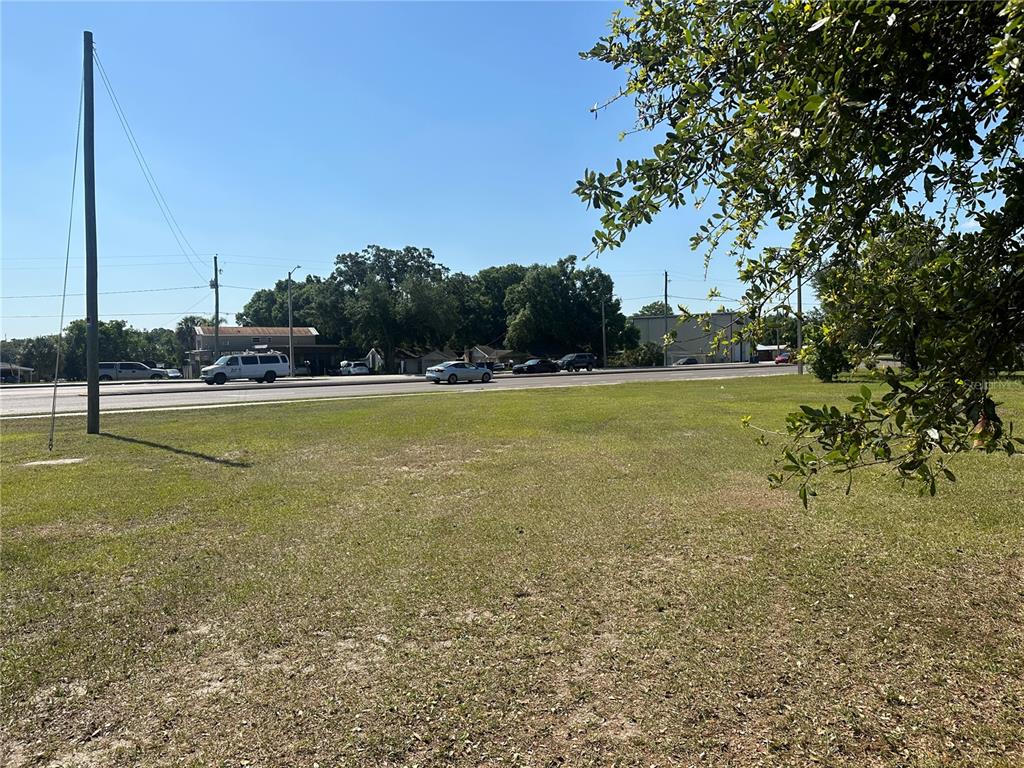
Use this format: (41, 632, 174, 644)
(425, 361, 493, 384)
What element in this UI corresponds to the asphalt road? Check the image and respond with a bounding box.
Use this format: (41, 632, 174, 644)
(1, 365, 795, 418)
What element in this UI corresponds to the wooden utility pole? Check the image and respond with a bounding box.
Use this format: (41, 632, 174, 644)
(83, 31, 99, 434)
(212, 254, 220, 358)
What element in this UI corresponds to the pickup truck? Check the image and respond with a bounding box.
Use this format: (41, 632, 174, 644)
(98, 361, 170, 381)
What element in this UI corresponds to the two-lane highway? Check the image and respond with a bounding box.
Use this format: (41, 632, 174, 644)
(0, 364, 794, 419)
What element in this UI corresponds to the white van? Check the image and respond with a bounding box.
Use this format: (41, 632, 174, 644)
(201, 351, 291, 385)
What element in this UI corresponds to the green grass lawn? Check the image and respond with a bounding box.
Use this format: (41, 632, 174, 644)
(2, 377, 1022, 766)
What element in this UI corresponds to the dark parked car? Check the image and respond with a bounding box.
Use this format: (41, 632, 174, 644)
(558, 352, 598, 371)
(512, 358, 560, 375)
(673, 357, 699, 366)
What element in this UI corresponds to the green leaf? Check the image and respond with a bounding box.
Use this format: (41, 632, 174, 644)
(804, 94, 825, 112)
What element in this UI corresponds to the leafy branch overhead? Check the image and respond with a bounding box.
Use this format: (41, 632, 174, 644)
(577, 0, 1024, 497)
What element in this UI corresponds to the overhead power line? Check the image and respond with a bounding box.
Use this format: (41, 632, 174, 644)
(669, 293, 742, 303)
(3, 309, 239, 320)
(3, 285, 207, 300)
(92, 47, 208, 281)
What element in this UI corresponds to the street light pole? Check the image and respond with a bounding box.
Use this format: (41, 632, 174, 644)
(601, 299, 607, 368)
(287, 264, 301, 377)
(663, 270, 670, 367)
(796, 264, 804, 375)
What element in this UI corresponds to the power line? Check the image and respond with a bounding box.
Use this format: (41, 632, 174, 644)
(669, 293, 742, 303)
(92, 47, 208, 281)
(180, 290, 213, 316)
(4, 261, 212, 270)
(3, 285, 207, 300)
(3, 252, 222, 263)
(3, 309, 240, 320)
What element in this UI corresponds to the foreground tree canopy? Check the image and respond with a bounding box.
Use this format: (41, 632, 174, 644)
(576, 0, 1023, 498)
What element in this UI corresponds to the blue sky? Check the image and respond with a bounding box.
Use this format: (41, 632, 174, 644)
(2, 1, 762, 340)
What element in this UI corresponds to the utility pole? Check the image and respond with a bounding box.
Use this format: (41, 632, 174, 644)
(287, 264, 301, 376)
(796, 264, 804, 375)
(83, 31, 99, 435)
(663, 270, 670, 367)
(211, 254, 220, 358)
(601, 299, 607, 368)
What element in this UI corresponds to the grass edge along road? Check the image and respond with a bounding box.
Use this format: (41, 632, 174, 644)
(2, 377, 1023, 766)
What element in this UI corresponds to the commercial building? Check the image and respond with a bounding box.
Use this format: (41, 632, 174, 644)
(629, 311, 751, 363)
(0, 361, 35, 383)
(188, 326, 339, 376)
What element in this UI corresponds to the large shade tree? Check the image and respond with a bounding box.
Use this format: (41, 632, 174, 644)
(505, 256, 637, 356)
(234, 276, 340, 341)
(575, 0, 1024, 499)
(331, 246, 456, 369)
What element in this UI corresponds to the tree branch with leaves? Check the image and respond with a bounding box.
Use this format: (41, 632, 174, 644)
(576, 0, 1024, 500)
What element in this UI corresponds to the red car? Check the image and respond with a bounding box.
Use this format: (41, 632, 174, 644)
(774, 352, 792, 364)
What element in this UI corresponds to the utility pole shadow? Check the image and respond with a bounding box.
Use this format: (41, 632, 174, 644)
(99, 433, 252, 468)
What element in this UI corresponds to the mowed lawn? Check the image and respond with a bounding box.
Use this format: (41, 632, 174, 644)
(2, 377, 1022, 767)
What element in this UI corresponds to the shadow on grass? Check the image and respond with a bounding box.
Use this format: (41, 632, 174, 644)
(99, 433, 252, 468)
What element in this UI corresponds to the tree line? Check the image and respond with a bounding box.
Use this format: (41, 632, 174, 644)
(235, 245, 640, 371)
(1, 246, 650, 378)
(2, 242, 809, 381)
(0, 316, 212, 381)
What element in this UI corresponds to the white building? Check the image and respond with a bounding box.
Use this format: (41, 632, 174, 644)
(629, 311, 751, 363)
